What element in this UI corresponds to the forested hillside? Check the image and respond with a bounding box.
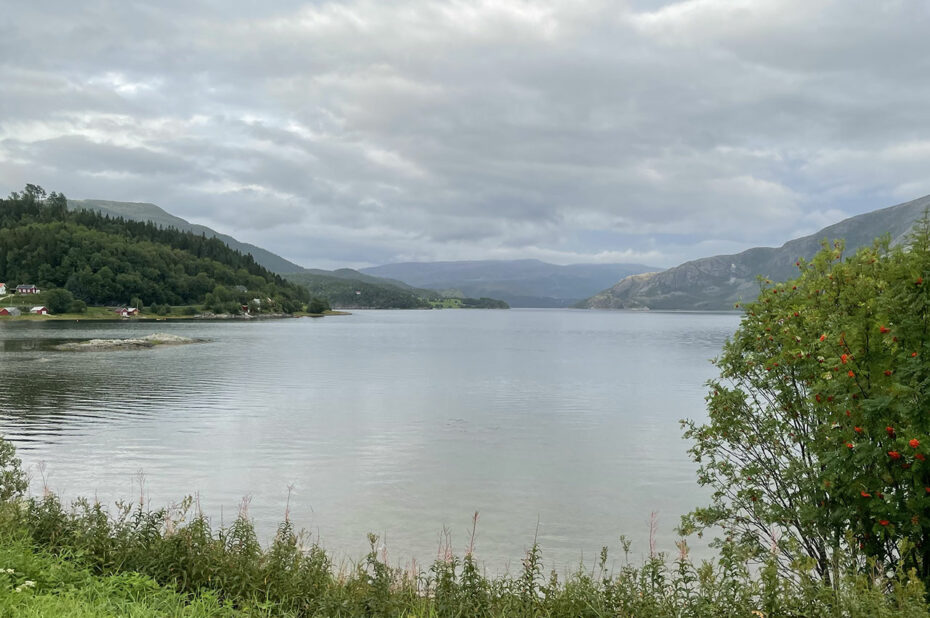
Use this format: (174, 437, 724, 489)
(0, 185, 310, 312)
(68, 198, 303, 274)
(284, 270, 432, 309)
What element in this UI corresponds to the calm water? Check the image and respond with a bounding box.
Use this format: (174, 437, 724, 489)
(0, 309, 739, 571)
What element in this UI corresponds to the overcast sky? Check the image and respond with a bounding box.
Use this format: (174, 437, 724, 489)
(2, 1, 929, 269)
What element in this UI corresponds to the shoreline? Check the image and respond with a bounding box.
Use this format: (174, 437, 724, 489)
(0, 310, 350, 323)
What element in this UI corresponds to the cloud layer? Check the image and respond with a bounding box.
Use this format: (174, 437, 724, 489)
(2, 0, 929, 268)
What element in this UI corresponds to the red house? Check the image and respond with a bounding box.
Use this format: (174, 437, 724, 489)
(30, 306, 48, 315)
(16, 284, 39, 294)
(116, 307, 140, 317)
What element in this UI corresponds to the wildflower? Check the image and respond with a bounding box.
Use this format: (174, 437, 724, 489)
(886, 426, 895, 437)
(911, 439, 920, 448)
(1, 569, 12, 574)
(913, 352, 919, 357)
(918, 277, 924, 285)
(854, 426, 863, 433)
(880, 325, 889, 334)
(848, 370, 855, 377)
(841, 354, 848, 364)
(846, 442, 854, 449)
(889, 451, 902, 460)
(880, 520, 890, 526)
(917, 453, 926, 461)
(860, 491, 871, 498)
(885, 370, 892, 376)
(819, 334, 826, 342)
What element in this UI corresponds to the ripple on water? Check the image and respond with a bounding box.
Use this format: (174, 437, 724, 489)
(0, 310, 736, 569)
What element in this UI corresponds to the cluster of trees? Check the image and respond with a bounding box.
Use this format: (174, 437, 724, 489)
(460, 297, 510, 309)
(0, 186, 317, 313)
(685, 216, 930, 589)
(284, 271, 432, 309)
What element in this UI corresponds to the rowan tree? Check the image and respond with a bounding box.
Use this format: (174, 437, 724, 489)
(682, 216, 930, 587)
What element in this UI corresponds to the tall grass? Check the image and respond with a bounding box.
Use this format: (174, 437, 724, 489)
(1, 493, 928, 616)
(0, 438, 928, 616)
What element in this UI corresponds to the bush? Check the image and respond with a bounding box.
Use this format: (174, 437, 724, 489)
(683, 216, 930, 586)
(44, 288, 73, 314)
(0, 435, 26, 503)
(307, 297, 330, 314)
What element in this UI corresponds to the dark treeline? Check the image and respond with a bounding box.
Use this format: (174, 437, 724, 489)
(0, 185, 310, 312)
(284, 271, 432, 309)
(460, 297, 509, 309)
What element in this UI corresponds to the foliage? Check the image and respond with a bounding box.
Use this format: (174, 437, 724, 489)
(43, 288, 73, 314)
(285, 271, 431, 309)
(0, 537, 246, 616)
(306, 297, 331, 314)
(460, 297, 509, 309)
(682, 216, 930, 586)
(0, 437, 26, 503)
(0, 435, 925, 614)
(0, 186, 309, 311)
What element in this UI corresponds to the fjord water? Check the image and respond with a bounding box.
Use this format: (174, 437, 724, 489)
(0, 309, 738, 571)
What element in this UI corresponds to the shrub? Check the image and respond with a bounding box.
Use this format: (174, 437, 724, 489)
(683, 216, 930, 587)
(0, 435, 26, 503)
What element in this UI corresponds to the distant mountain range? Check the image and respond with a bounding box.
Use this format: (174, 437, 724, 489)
(360, 260, 660, 307)
(581, 194, 930, 311)
(67, 199, 304, 274)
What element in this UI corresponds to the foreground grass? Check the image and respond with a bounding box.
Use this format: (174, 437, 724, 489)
(0, 438, 927, 616)
(2, 494, 929, 617)
(0, 536, 247, 617)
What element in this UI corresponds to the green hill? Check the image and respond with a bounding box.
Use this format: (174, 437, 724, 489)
(67, 198, 303, 274)
(0, 185, 311, 313)
(284, 270, 433, 309)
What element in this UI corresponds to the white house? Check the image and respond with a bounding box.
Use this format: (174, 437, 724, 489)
(0, 283, 6, 294)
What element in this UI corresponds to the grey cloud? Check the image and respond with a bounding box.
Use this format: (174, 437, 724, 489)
(1, 0, 929, 269)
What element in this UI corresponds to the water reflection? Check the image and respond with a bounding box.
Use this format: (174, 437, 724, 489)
(0, 310, 739, 571)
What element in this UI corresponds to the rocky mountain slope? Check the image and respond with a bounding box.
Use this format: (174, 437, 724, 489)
(582, 194, 930, 310)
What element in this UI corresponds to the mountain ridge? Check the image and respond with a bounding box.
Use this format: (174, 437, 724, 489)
(67, 199, 304, 274)
(582, 194, 930, 310)
(360, 259, 660, 307)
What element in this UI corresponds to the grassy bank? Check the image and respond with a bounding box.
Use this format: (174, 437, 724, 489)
(0, 536, 245, 617)
(0, 449, 925, 616)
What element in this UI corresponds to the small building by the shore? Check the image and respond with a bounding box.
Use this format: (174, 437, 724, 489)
(0, 283, 6, 294)
(0, 307, 21, 316)
(116, 307, 140, 317)
(30, 306, 48, 315)
(16, 284, 39, 294)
